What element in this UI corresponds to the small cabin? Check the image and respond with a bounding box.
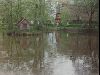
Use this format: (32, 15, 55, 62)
(17, 18, 30, 30)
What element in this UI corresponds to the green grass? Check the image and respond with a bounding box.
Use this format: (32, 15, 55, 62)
(58, 24, 82, 29)
(66, 24, 82, 27)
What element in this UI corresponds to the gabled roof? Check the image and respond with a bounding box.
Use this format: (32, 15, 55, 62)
(17, 18, 30, 26)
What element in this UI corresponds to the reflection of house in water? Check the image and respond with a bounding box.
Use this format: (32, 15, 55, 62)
(19, 37, 31, 49)
(1, 35, 45, 73)
(0, 31, 99, 75)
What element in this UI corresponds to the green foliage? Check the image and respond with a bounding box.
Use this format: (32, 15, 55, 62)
(61, 9, 70, 25)
(0, 0, 49, 32)
(0, 0, 99, 32)
(73, 0, 99, 26)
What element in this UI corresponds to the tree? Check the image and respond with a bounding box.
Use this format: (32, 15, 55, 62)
(61, 5, 70, 25)
(74, 0, 99, 27)
(0, 0, 49, 31)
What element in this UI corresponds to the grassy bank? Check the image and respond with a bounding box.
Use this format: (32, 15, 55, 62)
(0, 23, 99, 36)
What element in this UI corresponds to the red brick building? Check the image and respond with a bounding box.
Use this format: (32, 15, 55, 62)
(55, 13, 61, 25)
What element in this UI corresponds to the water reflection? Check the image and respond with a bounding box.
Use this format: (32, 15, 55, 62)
(0, 31, 99, 75)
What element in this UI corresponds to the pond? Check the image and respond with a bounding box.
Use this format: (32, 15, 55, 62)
(0, 31, 99, 75)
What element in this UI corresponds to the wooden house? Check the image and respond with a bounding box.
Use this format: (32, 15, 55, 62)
(17, 18, 30, 30)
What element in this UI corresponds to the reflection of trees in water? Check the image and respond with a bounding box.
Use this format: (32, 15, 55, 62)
(2, 34, 45, 74)
(0, 32, 99, 75)
(55, 32, 99, 56)
(31, 34, 45, 75)
(70, 33, 99, 75)
(54, 32, 99, 75)
(71, 55, 99, 75)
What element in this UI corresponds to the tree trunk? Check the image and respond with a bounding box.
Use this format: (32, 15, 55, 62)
(88, 13, 93, 28)
(88, 8, 95, 28)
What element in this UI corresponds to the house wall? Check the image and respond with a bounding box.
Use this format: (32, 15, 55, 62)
(18, 19, 30, 30)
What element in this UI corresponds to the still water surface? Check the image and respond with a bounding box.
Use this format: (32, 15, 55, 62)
(0, 31, 99, 75)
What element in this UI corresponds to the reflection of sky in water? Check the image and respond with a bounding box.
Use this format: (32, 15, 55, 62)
(53, 57, 75, 75)
(47, 32, 57, 45)
(45, 32, 77, 75)
(44, 32, 99, 75)
(46, 32, 57, 55)
(44, 54, 76, 75)
(44, 32, 76, 75)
